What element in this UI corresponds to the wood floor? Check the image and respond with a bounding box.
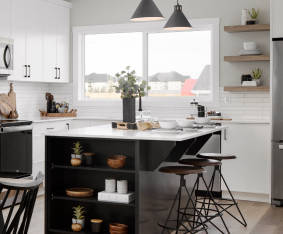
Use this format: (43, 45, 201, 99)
(13, 196, 283, 234)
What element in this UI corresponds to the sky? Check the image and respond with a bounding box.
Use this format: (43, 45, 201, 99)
(84, 30, 211, 79)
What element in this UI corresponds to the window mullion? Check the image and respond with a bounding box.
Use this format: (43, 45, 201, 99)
(143, 32, 149, 96)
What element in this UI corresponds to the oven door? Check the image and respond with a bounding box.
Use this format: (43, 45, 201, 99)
(0, 127, 32, 176)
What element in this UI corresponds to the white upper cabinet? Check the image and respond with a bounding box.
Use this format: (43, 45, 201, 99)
(271, 0, 283, 38)
(9, 0, 71, 83)
(0, 0, 12, 38)
(43, 2, 70, 83)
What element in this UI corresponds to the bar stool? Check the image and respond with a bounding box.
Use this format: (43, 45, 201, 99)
(158, 166, 229, 234)
(195, 153, 247, 227)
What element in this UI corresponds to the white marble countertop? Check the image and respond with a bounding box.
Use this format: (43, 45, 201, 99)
(45, 125, 227, 142)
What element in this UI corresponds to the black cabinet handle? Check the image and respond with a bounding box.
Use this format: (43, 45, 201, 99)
(54, 67, 57, 79)
(66, 123, 70, 130)
(24, 65, 27, 78)
(28, 65, 31, 78)
(58, 67, 61, 79)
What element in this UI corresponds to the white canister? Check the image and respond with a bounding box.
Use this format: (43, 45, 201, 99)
(241, 9, 248, 25)
(117, 180, 128, 194)
(105, 179, 116, 193)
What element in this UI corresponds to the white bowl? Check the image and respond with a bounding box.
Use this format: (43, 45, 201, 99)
(195, 117, 211, 124)
(243, 41, 257, 51)
(159, 120, 177, 129)
(176, 119, 194, 128)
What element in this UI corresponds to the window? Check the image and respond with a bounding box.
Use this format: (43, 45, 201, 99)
(73, 19, 219, 105)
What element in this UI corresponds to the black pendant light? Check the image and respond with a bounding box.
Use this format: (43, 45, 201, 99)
(131, 0, 164, 22)
(164, 0, 192, 31)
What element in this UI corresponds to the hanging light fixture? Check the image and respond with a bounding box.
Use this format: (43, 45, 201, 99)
(164, 0, 192, 31)
(131, 0, 164, 22)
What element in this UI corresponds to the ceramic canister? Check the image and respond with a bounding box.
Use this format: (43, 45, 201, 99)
(105, 179, 116, 193)
(117, 180, 128, 194)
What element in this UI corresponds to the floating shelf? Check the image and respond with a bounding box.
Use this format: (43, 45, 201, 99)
(52, 164, 135, 174)
(52, 193, 135, 207)
(224, 24, 270, 33)
(224, 55, 270, 62)
(223, 86, 270, 92)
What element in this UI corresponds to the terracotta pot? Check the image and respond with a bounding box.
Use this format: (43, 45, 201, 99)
(71, 223, 82, 232)
(71, 158, 82, 167)
(107, 155, 127, 169)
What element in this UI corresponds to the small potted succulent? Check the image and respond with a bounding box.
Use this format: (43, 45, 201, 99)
(247, 8, 259, 25)
(114, 66, 148, 123)
(71, 142, 83, 167)
(72, 205, 86, 232)
(252, 68, 263, 86)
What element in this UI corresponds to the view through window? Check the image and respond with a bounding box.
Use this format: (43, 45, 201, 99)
(82, 25, 214, 101)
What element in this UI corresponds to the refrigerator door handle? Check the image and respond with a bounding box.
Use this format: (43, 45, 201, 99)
(279, 145, 283, 150)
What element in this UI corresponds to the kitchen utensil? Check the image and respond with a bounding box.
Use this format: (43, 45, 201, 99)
(197, 105, 206, 117)
(117, 180, 128, 194)
(105, 179, 116, 193)
(107, 155, 127, 169)
(176, 119, 194, 128)
(66, 188, 94, 198)
(159, 120, 177, 129)
(91, 219, 103, 233)
(82, 152, 95, 166)
(243, 41, 257, 51)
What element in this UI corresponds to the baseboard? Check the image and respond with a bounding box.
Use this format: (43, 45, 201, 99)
(222, 190, 270, 203)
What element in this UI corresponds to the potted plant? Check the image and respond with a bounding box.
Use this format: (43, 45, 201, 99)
(252, 68, 263, 86)
(248, 8, 259, 25)
(72, 205, 86, 232)
(114, 66, 148, 123)
(71, 142, 83, 167)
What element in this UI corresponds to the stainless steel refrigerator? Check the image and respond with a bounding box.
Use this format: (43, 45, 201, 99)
(272, 38, 283, 206)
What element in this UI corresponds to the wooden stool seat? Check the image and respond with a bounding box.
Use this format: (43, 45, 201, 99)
(179, 158, 221, 167)
(159, 166, 204, 175)
(197, 153, 236, 161)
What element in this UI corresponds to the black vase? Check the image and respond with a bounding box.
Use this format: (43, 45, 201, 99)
(123, 98, 136, 123)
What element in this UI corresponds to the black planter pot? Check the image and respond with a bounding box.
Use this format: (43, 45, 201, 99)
(123, 98, 136, 123)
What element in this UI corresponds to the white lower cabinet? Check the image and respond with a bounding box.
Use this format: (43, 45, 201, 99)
(221, 123, 271, 195)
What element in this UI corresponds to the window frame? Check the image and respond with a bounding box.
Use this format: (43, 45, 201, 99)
(73, 18, 220, 107)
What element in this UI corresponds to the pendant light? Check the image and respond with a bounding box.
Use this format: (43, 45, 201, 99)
(164, 0, 192, 31)
(131, 0, 164, 22)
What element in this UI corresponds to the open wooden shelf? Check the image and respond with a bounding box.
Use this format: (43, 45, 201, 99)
(52, 193, 135, 207)
(224, 24, 270, 33)
(224, 55, 270, 62)
(224, 86, 270, 92)
(52, 164, 135, 174)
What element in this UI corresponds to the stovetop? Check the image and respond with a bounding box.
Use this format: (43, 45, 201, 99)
(0, 120, 33, 128)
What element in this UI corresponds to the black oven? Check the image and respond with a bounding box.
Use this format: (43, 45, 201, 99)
(0, 125, 32, 178)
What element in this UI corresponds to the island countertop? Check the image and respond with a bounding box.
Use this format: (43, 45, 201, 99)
(45, 124, 226, 141)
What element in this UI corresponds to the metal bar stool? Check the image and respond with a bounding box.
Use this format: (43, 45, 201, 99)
(0, 172, 44, 234)
(196, 153, 247, 227)
(158, 166, 229, 234)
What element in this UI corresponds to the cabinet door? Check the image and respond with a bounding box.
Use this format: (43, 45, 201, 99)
(0, 0, 12, 38)
(25, 0, 44, 82)
(56, 5, 70, 83)
(271, 0, 283, 38)
(43, 1, 59, 82)
(222, 124, 271, 194)
(10, 0, 27, 81)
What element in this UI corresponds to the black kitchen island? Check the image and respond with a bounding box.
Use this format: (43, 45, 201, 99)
(45, 125, 226, 233)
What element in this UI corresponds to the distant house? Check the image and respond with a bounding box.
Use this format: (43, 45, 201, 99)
(192, 65, 211, 94)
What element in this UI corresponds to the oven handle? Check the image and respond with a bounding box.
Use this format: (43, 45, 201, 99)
(3, 45, 11, 69)
(0, 126, 33, 133)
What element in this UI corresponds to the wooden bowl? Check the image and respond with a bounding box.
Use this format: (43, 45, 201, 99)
(66, 188, 94, 198)
(107, 155, 127, 169)
(109, 223, 128, 232)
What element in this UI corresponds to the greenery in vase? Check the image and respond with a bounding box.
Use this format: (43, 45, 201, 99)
(252, 68, 263, 80)
(72, 142, 83, 155)
(249, 8, 259, 20)
(114, 66, 149, 99)
(73, 205, 85, 220)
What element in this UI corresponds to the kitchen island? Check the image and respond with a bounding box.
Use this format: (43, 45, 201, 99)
(45, 124, 226, 233)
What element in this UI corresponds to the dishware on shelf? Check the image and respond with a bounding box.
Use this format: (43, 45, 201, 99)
(91, 219, 103, 233)
(107, 155, 127, 169)
(195, 117, 211, 124)
(105, 179, 116, 193)
(239, 49, 262, 56)
(117, 180, 128, 194)
(241, 9, 248, 25)
(176, 119, 194, 128)
(66, 188, 94, 198)
(109, 223, 128, 234)
(243, 41, 257, 51)
(98, 191, 135, 204)
(82, 152, 95, 166)
(159, 120, 177, 129)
